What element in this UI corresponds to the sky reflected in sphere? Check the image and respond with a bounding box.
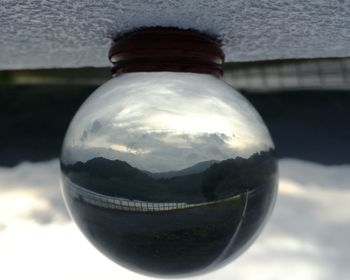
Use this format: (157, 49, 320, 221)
(60, 72, 278, 277)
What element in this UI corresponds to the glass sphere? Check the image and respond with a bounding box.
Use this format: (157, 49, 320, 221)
(60, 72, 277, 277)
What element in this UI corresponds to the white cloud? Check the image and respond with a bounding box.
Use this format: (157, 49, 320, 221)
(0, 158, 349, 280)
(62, 72, 273, 171)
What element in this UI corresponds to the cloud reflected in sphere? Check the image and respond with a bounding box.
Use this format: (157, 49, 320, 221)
(60, 72, 278, 277)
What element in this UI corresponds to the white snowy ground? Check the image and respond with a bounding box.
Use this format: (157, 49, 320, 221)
(0, 159, 349, 280)
(2, 1, 350, 69)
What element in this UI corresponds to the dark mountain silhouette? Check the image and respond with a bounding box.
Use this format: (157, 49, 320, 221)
(148, 160, 218, 179)
(61, 149, 276, 203)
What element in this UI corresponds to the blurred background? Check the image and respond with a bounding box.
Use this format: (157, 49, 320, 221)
(1, 58, 350, 280)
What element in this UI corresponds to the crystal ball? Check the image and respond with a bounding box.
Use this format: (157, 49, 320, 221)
(60, 72, 278, 277)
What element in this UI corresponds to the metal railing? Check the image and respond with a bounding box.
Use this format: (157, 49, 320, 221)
(63, 177, 250, 212)
(224, 58, 350, 91)
(2, 58, 350, 91)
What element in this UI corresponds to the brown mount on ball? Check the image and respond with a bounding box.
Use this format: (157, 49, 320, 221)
(108, 27, 225, 78)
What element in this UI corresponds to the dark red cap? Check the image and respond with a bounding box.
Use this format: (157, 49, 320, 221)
(108, 27, 224, 78)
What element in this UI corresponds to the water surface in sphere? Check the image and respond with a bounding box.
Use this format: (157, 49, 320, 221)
(60, 72, 278, 277)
